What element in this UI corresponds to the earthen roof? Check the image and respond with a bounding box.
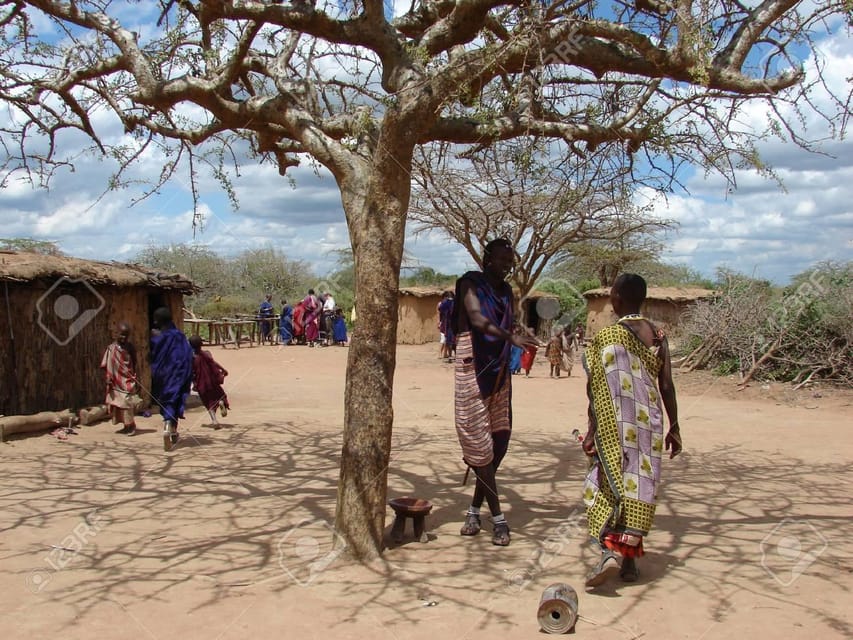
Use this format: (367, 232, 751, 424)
(0, 251, 195, 293)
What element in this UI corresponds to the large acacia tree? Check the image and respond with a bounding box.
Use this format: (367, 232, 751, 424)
(0, 0, 849, 558)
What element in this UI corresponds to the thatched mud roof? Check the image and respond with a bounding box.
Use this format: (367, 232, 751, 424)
(524, 290, 559, 300)
(0, 251, 196, 293)
(582, 286, 717, 302)
(399, 286, 450, 298)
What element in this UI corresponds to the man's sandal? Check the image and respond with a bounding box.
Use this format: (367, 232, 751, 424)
(585, 550, 620, 587)
(492, 522, 511, 546)
(620, 557, 639, 582)
(460, 513, 481, 536)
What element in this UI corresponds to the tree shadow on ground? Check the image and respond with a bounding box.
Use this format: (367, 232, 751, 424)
(2, 419, 851, 637)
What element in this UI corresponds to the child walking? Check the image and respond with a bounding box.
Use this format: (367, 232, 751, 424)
(189, 335, 230, 425)
(332, 308, 349, 345)
(545, 332, 563, 378)
(520, 343, 538, 377)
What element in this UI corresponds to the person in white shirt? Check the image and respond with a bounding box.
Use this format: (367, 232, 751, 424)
(322, 292, 336, 345)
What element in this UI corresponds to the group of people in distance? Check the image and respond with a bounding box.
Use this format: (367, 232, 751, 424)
(260, 290, 349, 347)
(510, 324, 583, 378)
(100, 307, 230, 451)
(452, 238, 681, 589)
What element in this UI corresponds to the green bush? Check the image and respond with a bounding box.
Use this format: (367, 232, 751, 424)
(714, 357, 740, 376)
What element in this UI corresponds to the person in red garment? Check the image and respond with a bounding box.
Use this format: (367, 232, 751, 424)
(189, 335, 230, 426)
(302, 288, 321, 346)
(100, 322, 140, 436)
(291, 300, 306, 344)
(520, 342, 538, 377)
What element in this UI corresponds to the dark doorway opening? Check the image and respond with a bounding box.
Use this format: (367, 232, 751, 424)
(148, 292, 166, 333)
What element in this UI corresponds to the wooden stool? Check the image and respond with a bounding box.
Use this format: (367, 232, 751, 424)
(388, 497, 433, 543)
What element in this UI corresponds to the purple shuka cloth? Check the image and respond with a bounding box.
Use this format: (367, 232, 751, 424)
(452, 271, 513, 398)
(150, 323, 194, 423)
(438, 297, 455, 345)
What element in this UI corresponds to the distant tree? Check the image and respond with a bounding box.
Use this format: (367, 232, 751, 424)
(550, 217, 668, 288)
(135, 244, 235, 310)
(552, 249, 714, 290)
(411, 141, 672, 305)
(234, 246, 313, 306)
(534, 278, 597, 330)
(638, 262, 715, 289)
(400, 267, 457, 289)
(135, 243, 313, 315)
(317, 248, 356, 318)
(0, 238, 63, 256)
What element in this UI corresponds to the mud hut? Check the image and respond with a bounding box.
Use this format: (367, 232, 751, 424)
(0, 251, 194, 416)
(397, 286, 447, 345)
(582, 286, 717, 337)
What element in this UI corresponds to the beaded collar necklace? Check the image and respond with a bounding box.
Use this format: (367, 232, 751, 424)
(618, 313, 645, 321)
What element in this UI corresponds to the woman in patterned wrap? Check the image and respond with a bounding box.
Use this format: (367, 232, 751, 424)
(581, 273, 681, 586)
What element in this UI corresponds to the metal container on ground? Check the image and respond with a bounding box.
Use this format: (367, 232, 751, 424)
(537, 582, 579, 634)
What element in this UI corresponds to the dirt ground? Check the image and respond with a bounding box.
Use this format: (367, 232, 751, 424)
(2, 342, 851, 639)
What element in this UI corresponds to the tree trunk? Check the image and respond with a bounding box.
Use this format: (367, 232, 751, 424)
(0, 410, 78, 441)
(333, 148, 411, 559)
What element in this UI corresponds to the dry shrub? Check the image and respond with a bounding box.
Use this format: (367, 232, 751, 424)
(680, 263, 852, 386)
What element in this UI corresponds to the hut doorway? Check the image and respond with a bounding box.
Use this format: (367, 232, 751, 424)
(525, 301, 540, 334)
(148, 292, 167, 331)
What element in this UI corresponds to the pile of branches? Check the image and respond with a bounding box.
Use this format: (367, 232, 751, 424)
(679, 264, 852, 387)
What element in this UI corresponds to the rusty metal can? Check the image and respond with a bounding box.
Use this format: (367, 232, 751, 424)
(537, 582, 579, 634)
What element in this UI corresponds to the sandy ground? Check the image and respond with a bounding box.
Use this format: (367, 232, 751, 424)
(2, 342, 852, 640)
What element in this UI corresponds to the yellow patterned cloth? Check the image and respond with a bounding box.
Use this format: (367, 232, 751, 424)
(583, 323, 665, 547)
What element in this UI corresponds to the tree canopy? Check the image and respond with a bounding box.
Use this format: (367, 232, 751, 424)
(136, 243, 314, 316)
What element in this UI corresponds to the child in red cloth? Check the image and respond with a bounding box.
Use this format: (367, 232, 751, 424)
(520, 343, 538, 377)
(189, 335, 230, 425)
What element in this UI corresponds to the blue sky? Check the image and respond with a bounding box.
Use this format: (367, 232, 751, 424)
(0, 10, 850, 285)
